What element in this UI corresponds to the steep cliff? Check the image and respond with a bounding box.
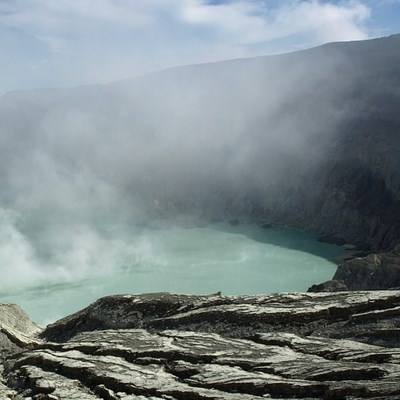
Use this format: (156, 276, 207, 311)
(252, 34, 400, 250)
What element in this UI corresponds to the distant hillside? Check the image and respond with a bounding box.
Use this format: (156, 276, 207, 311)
(1, 34, 400, 250)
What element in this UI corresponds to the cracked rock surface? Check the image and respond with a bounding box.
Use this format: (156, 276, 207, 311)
(2, 291, 400, 399)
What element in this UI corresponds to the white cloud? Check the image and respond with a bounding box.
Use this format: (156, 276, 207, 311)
(0, 0, 372, 89)
(266, 1, 370, 43)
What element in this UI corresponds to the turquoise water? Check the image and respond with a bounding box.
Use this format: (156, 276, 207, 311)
(0, 223, 344, 326)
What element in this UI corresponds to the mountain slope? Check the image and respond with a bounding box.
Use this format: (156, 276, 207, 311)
(1, 34, 400, 252)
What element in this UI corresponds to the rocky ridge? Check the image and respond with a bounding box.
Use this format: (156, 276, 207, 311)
(309, 244, 400, 293)
(2, 291, 400, 399)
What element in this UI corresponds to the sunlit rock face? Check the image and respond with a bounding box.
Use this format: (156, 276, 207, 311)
(2, 291, 400, 399)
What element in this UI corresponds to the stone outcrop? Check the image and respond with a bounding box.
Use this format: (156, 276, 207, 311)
(2, 291, 400, 399)
(0, 304, 42, 361)
(310, 244, 400, 292)
(308, 279, 349, 293)
(332, 245, 400, 290)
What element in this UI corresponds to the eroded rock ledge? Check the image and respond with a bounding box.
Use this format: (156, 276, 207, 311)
(2, 291, 400, 399)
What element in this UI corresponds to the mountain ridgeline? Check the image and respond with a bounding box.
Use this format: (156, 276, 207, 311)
(1, 34, 400, 252)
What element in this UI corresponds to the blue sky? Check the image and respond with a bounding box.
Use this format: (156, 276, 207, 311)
(0, 0, 399, 92)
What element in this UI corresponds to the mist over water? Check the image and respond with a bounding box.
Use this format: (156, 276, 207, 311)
(1, 223, 343, 325)
(1, 36, 397, 323)
(0, 47, 347, 295)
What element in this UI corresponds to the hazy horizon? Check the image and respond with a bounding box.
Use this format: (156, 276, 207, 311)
(1, 0, 400, 93)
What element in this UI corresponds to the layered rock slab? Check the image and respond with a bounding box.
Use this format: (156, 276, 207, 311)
(41, 291, 400, 346)
(2, 291, 400, 399)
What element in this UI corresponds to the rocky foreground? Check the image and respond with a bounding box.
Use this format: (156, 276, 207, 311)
(1, 291, 400, 399)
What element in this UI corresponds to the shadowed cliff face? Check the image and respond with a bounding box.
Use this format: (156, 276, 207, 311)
(0, 34, 399, 289)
